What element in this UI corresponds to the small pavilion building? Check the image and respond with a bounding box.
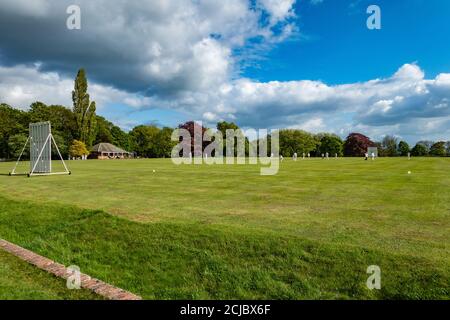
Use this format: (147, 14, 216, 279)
(90, 143, 131, 159)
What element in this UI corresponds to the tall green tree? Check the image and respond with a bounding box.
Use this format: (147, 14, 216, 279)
(317, 134, 344, 156)
(217, 121, 239, 136)
(7, 134, 29, 159)
(381, 135, 398, 157)
(0, 104, 29, 158)
(411, 143, 428, 156)
(86, 102, 97, 147)
(94, 116, 114, 144)
(216, 121, 248, 156)
(429, 141, 446, 156)
(154, 127, 175, 158)
(72, 69, 97, 147)
(129, 125, 161, 157)
(111, 126, 130, 151)
(398, 141, 410, 156)
(93, 115, 129, 150)
(416, 140, 434, 153)
(279, 129, 318, 157)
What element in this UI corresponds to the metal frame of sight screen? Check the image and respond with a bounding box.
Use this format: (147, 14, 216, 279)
(30, 121, 52, 173)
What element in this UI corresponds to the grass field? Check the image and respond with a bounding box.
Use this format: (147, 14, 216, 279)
(0, 250, 100, 300)
(0, 158, 449, 299)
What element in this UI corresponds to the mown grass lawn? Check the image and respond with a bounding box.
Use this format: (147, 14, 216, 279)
(0, 158, 449, 299)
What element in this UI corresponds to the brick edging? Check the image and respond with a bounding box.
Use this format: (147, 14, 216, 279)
(0, 239, 141, 300)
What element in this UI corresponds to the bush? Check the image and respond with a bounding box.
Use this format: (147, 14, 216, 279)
(69, 140, 89, 158)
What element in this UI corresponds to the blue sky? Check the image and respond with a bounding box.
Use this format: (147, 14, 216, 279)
(246, 0, 450, 83)
(0, 0, 450, 144)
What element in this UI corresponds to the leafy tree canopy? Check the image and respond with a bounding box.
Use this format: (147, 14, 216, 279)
(411, 143, 428, 156)
(318, 134, 343, 156)
(344, 133, 375, 157)
(398, 141, 410, 156)
(380, 135, 398, 157)
(279, 129, 318, 157)
(429, 141, 446, 157)
(7, 134, 29, 159)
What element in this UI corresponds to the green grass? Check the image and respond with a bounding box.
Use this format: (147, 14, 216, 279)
(0, 249, 101, 300)
(0, 158, 449, 299)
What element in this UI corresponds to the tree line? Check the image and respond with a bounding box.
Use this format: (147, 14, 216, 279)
(0, 69, 176, 160)
(173, 126, 450, 158)
(341, 133, 450, 157)
(0, 100, 180, 160)
(1, 69, 450, 160)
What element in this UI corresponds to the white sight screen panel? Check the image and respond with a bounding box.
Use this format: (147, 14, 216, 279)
(30, 122, 52, 173)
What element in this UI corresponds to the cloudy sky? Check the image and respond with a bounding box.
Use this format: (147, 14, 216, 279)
(0, 0, 449, 143)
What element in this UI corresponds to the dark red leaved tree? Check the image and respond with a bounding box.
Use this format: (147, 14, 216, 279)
(344, 133, 375, 156)
(178, 121, 209, 156)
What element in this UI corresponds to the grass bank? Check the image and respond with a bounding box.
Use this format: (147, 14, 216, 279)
(0, 247, 100, 299)
(0, 195, 448, 299)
